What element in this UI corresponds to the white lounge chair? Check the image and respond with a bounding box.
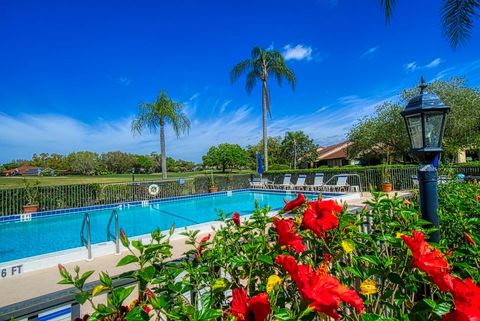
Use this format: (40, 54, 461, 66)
(305, 173, 324, 191)
(291, 174, 307, 190)
(250, 177, 272, 188)
(271, 173, 292, 189)
(322, 174, 349, 192)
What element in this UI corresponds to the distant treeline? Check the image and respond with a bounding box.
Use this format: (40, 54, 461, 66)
(1, 151, 196, 175)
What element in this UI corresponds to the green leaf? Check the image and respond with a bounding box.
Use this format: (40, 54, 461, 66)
(117, 255, 139, 267)
(362, 313, 382, 321)
(75, 292, 90, 304)
(359, 255, 382, 267)
(110, 286, 135, 307)
(258, 254, 273, 265)
(433, 302, 452, 317)
(125, 307, 149, 321)
(197, 308, 222, 321)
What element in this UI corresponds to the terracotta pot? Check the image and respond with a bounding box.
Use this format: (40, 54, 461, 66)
(209, 187, 218, 193)
(381, 183, 393, 193)
(23, 204, 39, 214)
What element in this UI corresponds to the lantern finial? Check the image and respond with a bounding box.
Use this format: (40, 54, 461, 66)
(419, 76, 427, 94)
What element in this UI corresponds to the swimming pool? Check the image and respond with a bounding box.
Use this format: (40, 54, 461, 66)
(0, 190, 332, 263)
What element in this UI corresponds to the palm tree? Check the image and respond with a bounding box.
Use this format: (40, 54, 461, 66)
(379, 0, 479, 48)
(131, 91, 190, 179)
(230, 47, 296, 171)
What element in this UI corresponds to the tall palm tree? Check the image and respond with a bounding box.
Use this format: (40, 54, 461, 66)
(379, 0, 479, 48)
(230, 47, 296, 171)
(131, 91, 190, 180)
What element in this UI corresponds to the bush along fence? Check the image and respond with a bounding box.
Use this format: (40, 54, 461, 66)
(265, 165, 480, 192)
(0, 175, 253, 216)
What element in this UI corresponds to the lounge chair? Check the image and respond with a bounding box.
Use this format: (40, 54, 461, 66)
(291, 174, 307, 190)
(321, 174, 349, 192)
(249, 178, 262, 188)
(250, 177, 272, 189)
(270, 173, 292, 189)
(305, 173, 324, 191)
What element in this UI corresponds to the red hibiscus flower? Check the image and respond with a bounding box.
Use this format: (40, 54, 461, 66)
(401, 231, 453, 292)
(275, 255, 363, 319)
(273, 217, 306, 253)
(200, 234, 211, 243)
(230, 287, 271, 321)
(284, 193, 307, 211)
(443, 277, 480, 321)
(301, 200, 342, 238)
(463, 232, 475, 246)
(232, 212, 241, 226)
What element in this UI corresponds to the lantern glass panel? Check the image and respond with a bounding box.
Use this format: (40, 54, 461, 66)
(406, 114, 423, 149)
(424, 112, 444, 148)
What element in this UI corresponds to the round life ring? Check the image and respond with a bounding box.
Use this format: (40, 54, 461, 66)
(148, 184, 160, 196)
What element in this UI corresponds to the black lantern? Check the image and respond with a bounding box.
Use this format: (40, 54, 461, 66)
(401, 77, 450, 243)
(401, 76, 450, 163)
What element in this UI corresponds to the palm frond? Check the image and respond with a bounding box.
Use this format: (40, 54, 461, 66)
(441, 0, 479, 48)
(230, 59, 252, 83)
(379, 0, 396, 23)
(245, 71, 258, 94)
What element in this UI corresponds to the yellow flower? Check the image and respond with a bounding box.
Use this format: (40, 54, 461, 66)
(360, 279, 378, 295)
(396, 232, 405, 239)
(341, 240, 355, 254)
(266, 275, 282, 292)
(295, 215, 303, 225)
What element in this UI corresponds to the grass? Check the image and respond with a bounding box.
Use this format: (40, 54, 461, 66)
(0, 170, 254, 188)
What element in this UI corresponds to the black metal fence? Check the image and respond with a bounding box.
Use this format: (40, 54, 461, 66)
(0, 175, 253, 216)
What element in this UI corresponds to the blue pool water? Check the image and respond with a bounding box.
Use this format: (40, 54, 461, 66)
(0, 190, 324, 263)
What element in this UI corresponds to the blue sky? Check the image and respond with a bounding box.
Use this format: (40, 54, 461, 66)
(1, 0, 479, 163)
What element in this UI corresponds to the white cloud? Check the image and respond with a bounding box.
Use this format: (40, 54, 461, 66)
(404, 62, 418, 72)
(282, 44, 313, 61)
(116, 76, 132, 86)
(404, 58, 443, 72)
(360, 46, 379, 59)
(425, 58, 442, 68)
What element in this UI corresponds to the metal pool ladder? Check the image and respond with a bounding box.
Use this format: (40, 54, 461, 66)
(80, 213, 93, 261)
(107, 209, 120, 255)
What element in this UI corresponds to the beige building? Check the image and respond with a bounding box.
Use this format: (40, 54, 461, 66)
(314, 141, 356, 167)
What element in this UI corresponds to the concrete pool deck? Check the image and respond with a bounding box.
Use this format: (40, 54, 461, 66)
(0, 191, 409, 309)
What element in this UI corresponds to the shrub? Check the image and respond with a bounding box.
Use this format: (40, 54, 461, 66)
(58, 185, 480, 320)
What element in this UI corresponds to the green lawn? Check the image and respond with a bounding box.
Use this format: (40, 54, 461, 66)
(0, 170, 254, 188)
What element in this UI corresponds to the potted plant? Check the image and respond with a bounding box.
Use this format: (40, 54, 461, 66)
(207, 172, 218, 193)
(381, 156, 393, 192)
(23, 179, 40, 213)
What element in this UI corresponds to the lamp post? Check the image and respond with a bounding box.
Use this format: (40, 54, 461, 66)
(401, 77, 450, 242)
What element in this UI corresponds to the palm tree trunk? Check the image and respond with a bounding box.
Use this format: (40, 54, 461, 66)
(160, 121, 167, 180)
(262, 80, 269, 172)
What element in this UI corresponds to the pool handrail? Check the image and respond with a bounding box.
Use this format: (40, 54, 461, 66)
(107, 210, 120, 255)
(80, 213, 92, 261)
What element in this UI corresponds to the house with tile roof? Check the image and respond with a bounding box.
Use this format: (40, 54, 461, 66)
(314, 141, 357, 167)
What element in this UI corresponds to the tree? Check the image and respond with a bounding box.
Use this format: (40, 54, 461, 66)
(132, 155, 154, 173)
(230, 47, 296, 172)
(280, 131, 319, 169)
(379, 0, 479, 48)
(67, 151, 100, 175)
(347, 102, 410, 163)
(202, 143, 248, 173)
(347, 78, 480, 163)
(101, 151, 135, 174)
(175, 159, 195, 172)
(246, 136, 285, 170)
(131, 91, 190, 180)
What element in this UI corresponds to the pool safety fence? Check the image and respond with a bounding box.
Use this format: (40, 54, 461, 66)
(0, 174, 253, 216)
(264, 166, 480, 192)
